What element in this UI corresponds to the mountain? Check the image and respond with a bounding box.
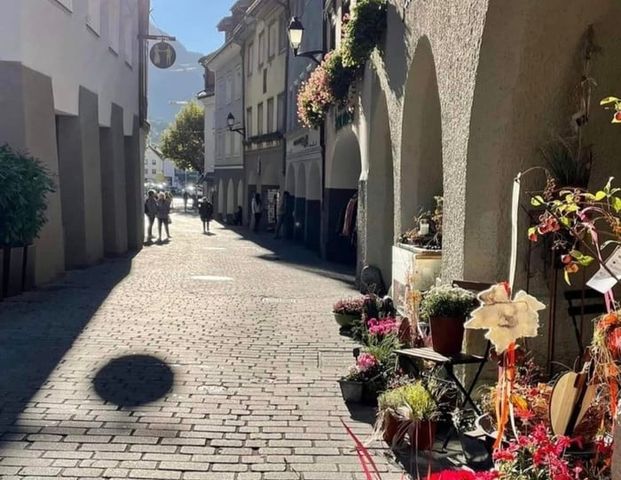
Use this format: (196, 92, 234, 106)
(148, 24, 205, 144)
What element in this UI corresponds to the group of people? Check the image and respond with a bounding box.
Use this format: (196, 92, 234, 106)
(144, 190, 172, 243)
(145, 189, 295, 242)
(144, 191, 215, 243)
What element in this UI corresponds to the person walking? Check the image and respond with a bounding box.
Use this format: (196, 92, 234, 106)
(274, 191, 290, 239)
(183, 191, 189, 212)
(251, 193, 263, 233)
(198, 197, 214, 234)
(144, 190, 158, 242)
(156, 192, 171, 242)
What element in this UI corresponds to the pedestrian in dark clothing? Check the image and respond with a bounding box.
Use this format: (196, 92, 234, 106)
(234, 206, 243, 226)
(251, 193, 262, 233)
(198, 197, 214, 233)
(156, 192, 171, 242)
(192, 193, 198, 211)
(183, 191, 189, 212)
(144, 190, 158, 242)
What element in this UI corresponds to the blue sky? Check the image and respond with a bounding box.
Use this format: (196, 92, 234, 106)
(150, 0, 236, 54)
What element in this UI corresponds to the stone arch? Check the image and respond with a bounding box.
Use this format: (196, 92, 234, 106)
(324, 128, 361, 264)
(361, 74, 394, 282)
(217, 179, 224, 216)
(226, 178, 235, 216)
(286, 164, 296, 196)
(294, 164, 307, 242)
(306, 163, 321, 251)
(464, 0, 621, 284)
(399, 36, 443, 238)
(237, 179, 244, 216)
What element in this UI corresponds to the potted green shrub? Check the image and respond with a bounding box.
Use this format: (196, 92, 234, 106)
(376, 381, 439, 449)
(420, 285, 478, 355)
(333, 296, 365, 328)
(0, 145, 54, 298)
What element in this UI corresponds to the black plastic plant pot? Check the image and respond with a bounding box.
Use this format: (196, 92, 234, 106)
(338, 379, 364, 403)
(3, 246, 24, 298)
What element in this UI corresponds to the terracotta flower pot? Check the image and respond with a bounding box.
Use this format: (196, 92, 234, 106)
(334, 312, 360, 328)
(429, 315, 466, 355)
(338, 379, 364, 403)
(383, 412, 405, 445)
(412, 420, 436, 451)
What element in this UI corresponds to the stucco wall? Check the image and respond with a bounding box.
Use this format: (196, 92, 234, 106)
(0, 0, 141, 135)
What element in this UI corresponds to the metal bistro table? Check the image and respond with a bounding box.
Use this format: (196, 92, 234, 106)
(395, 343, 490, 450)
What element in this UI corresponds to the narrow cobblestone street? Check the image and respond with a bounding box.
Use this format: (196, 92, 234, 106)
(0, 212, 407, 479)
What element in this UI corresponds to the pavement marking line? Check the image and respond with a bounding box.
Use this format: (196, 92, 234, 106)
(190, 275, 234, 281)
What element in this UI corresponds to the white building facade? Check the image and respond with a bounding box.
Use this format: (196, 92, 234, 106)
(0, 0, 149, 283)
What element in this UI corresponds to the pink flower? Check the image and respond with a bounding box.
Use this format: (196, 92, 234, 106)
(367, 317, 398, 337)
(356, 353, 377, 372)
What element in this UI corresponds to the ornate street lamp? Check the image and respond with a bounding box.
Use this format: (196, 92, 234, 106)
(287, 17, 325, 65)
(227, 112, 245, 137)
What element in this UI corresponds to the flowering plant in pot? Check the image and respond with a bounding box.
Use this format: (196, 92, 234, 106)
(374, 380, 439, 449)
(333, 296, 365, 328)
(420, 285, 478, 355)
(339, 352, 380, 403)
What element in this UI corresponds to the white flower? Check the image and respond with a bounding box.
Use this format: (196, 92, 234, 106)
(464, 284, 546, 353)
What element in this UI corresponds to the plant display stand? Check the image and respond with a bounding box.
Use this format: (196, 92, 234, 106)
(395, 343, 490, 450)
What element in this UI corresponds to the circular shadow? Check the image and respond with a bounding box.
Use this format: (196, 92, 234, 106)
(94, 355, 174, 407)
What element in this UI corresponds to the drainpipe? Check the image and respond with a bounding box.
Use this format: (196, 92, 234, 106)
(282, 0, 291, 180)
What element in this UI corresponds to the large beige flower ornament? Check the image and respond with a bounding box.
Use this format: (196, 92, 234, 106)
(464, 283, 546, 353)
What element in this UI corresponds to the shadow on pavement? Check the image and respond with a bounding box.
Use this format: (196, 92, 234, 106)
(94, 354, 173, 408)
(226, 224, 356, 287)
(0, 254, 134, 441)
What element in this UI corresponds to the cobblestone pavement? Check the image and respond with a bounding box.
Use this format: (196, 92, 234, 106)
(0, 212, 408, 479)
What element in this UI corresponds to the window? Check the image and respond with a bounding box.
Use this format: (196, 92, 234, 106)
(263, 69, 267, 94)
(268, 21, 278, 59)
(245, 109, 252, 137)
(279, 16, 288, 52)
(257, 102, 264, 135)
(108, 0, 120, 53)
(152, 160, 156, 165)
(152, 169, 156, 174)
(86, 0, 101, 34)
(246, 42, 254, 76)
(277, 93, 285, 132)
(226, 75, 232, 104)
(267, 98, 274, 134)
(258, 31, 266, 66)
(235, 66, 242, 100)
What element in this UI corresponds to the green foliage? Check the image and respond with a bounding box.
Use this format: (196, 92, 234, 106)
(0, 145, 55, 246)
(296, 0, 387, 127)
(365, 333, 400, 365)
(420, 285, 478, 321)
(341, 0, 388, 69)
(378, 381, 437, 421)
(324, 50, 358, 103)
(160, 102, 205, 173)
(540, 136, 592, 188)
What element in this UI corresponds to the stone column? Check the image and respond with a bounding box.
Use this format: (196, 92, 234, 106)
(0, 61, 65, 285)
(56, 87, 104, 269)
(125, 116, 143, 251)
(99, 104, 128, 256)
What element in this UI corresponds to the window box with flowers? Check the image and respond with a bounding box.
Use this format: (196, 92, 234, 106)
(296, 0, 387, 129)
